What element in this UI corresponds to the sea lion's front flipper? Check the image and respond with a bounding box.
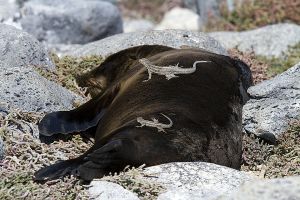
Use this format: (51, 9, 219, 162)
(39, 84, 120, 136)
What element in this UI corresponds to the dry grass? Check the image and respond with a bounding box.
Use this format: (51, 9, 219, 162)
(206, 0, 300, 31)
(0, 109, 92, 199)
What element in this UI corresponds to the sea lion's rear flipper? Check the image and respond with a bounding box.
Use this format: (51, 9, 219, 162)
(77, 139, 137, 181)
(39, 84, 120, 137)
(34, 158, 80, 182)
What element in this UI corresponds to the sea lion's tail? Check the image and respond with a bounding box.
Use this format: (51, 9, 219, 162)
(33, 158, 80, 182)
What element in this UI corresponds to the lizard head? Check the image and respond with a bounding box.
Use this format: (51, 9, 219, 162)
(139, 58, 150, 66)
(136, 117, 143, 122)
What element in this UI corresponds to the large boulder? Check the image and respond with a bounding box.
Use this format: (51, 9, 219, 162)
(243, 62, 300, 143)
(0, 24, 54, 70)
(209, 23, 300, 58)
(143, 162, 255, 200)
(123, 19, 154, 33)
(0, 23, 80, 112)
(89, 162, 255, 200)
(0, 67, 82, 112)
(69, 30, 228, 57)
(223, 176, 300, 200)
(89, 0, 117, 4)
(20, 0, 123, 44)
(89, 181, 139, 200)
(45, 43, 83, 57)
(182, 0, 222, 22)
(155, 7, 201, 31)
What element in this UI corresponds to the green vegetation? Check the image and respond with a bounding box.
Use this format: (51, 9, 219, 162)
(258, 42, 300, 77)
(0, 110, 90, 199)
(228, 42, 300, 84)
(36, 54, 103, 97)
(102, 166, 165, 200)
(206, 0, 300, 31)
(242, 121, 300, 178)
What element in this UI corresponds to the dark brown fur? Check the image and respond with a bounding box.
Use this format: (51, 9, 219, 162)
(34, 45, 252, 182)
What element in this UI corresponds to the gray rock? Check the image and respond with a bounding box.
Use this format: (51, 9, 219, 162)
(0, 102, 10, 117)
(0, 24, 54, 70)
(243, 62, 300, 143)
(15, 0, 29, 7)
(69, 30, 228, 58)
(0, 67, 82, 112)
(45, 43, 83, 57)
(0, 101, 8, 160)
(2, 17, 23, 30)
(20, 0, 123, 44)
(182, 0, 221, 22)
(0, 0, 18, 21)
(223, 176, 300, 200)
(0, 138, 4, 160)
(143, 162, 255, 200)
(123, 19, 154, 33)
(87, 0, 117, 4)
(209, 23, 300, 58)
(89, 181, 139, 200)
(155, 7, 201, 31)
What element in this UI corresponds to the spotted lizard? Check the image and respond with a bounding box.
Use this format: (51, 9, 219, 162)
(139, 58, 210, 82)
(136, 113, 173, 133)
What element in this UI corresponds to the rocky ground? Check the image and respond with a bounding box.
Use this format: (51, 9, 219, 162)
(0, 0, 299, 200)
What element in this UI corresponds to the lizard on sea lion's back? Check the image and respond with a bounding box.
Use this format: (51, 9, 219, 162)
(34, 45, 252, 182)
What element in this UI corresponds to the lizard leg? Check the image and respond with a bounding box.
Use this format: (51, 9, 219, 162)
(143, 71, 152, 82)
(166, 74, 178, 80)
(157, 128, 166, 133)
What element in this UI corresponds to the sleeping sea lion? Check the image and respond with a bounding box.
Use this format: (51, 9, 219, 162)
(34, 45, 252, 182)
